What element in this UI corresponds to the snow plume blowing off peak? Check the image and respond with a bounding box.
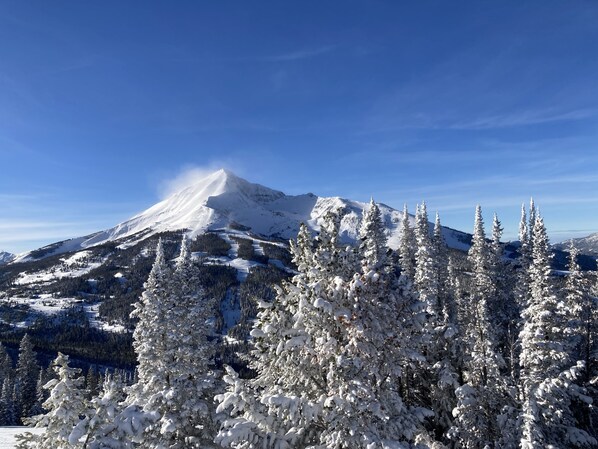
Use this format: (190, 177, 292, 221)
(158, 166, 248, 199)
(15, 168, 473, 262)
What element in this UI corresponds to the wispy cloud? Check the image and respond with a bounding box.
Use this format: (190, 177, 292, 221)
(259, 45, 337, 62)
(447, 107, 597, 130)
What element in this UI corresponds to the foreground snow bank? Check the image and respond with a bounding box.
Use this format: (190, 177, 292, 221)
(0, 427, 44, 449)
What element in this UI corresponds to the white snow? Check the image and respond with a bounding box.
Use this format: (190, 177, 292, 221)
(14, 253, 107, 285)
(15, 169, 473, 262)
(0, 427, 44, 448)
(5, 294, 73, 316)
(0, 295, 126, 333)
(83, 303, 127, 333)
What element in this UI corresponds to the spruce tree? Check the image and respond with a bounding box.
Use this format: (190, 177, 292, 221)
(564, 244, 597, 439)
(412, 202, 445, 432)
(0, 342, 12, 381)
(332, 199, 428, 447)
(124, 239, 177, 447)
(519, 216, 595, 448)
(151, 235, 219, 448)
(449, 206, 514, 448)
(17, 353, 88, 449)
(399, 204, 416, 280)
(489, 213, 519, 380)
(0, 376, 16, 425)
(517, 203, 531, 310)
(70, 373, 128, 449)
(15, 334, 39, 422)
(426, 212, 461, 443)
(414, 202, 438, 316)
(217, 210, 430, 448)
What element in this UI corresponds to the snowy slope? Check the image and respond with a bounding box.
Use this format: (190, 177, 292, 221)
(554, 232, 598, 256)
(0, 251, 15, 265)
(14, 169, 471, 262)
(0, 427, 44, 448)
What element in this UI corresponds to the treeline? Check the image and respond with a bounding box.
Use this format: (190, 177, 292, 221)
(0, 334, 132, 426)
(14, 201, 598, 448)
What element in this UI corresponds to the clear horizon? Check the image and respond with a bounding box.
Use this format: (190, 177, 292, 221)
(1, 1, 597, 253)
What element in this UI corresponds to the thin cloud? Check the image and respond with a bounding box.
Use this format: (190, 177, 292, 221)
(259, 45, 337, 62)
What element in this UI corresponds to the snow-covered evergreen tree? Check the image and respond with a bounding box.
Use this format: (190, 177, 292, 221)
(414, 202, 438, 316)
(399, 203, 416, 280)
(489, 213, 519, 380)
(70, 373, 129, 449)
(449, 206, 514, 448)
(433, 212, 450, 313)
(517, 204, 531, 311)
(15, 334, 40, 422)
(217, 209, 430, 448)
(217, 212, 350, 448)
(426, 212, 460, 443)
(152, 235, 219, 448)
(110, 239, 171, 447)
(412, 202, 449, 435)
(563, 244, 597, 440)
(29, 369, 46, 417)
(0, 342, 12, 381)
(0, 376, 16, 425)
(518, 216, 596, 448)
(17, 352, 88, 449)
(329, 199, 429, 448)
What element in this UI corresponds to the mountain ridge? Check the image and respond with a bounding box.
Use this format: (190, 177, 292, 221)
(553, 232, 598, 257)
(14, 169, 471, 263)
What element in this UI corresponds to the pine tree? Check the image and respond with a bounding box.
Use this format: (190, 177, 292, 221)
(420, 212, 460, 443)
(449, 206, 514, 448)
(217, 210, 430, 448)
(85, 368, 100, 400)
(146, 235, 219, 448)
(527, 198, 536, 255)
(489, 213, 519, 380)
(0, 342, 12, 381)
(124, 239, 176, 447)
(414, 202, 438, 316)
(564, 244, 597, 439)
(29, 369, 46, 417)
(70, 373, 129, 449)
(433, 212, 450, 311)
(517, 203, 531, 310)
(17, 353, 88, 449)
(399, 204, 416, 280)
(0, 377, 16, 425)
(330, 199, 429, 447)
(518, 216, 596, 448)
(15, 334, 40, 422)
(413, 205, 443, 383)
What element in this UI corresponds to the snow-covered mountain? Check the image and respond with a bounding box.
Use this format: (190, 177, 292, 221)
(554, 232, 598, 257)
(0, 251, 15, 265)
(14, 169, 471, 263)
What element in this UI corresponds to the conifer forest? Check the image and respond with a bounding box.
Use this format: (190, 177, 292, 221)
(7, 200, 598, 449)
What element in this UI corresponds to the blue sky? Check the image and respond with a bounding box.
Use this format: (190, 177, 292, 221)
(1, 1, 597, 253)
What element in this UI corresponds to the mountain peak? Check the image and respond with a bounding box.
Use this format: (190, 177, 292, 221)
(176, 168, 284, 203)
(14, 171, 473, 262)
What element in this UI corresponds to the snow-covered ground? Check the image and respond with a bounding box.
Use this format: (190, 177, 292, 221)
(0, 295, 126, 333)
(84, 303, 127, 333)
(0, 427, 44, 448)
(8, 294, 75, 316)
(14, 251, 106, 285)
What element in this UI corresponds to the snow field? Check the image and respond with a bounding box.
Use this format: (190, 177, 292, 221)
(0, 427, 44, 449)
